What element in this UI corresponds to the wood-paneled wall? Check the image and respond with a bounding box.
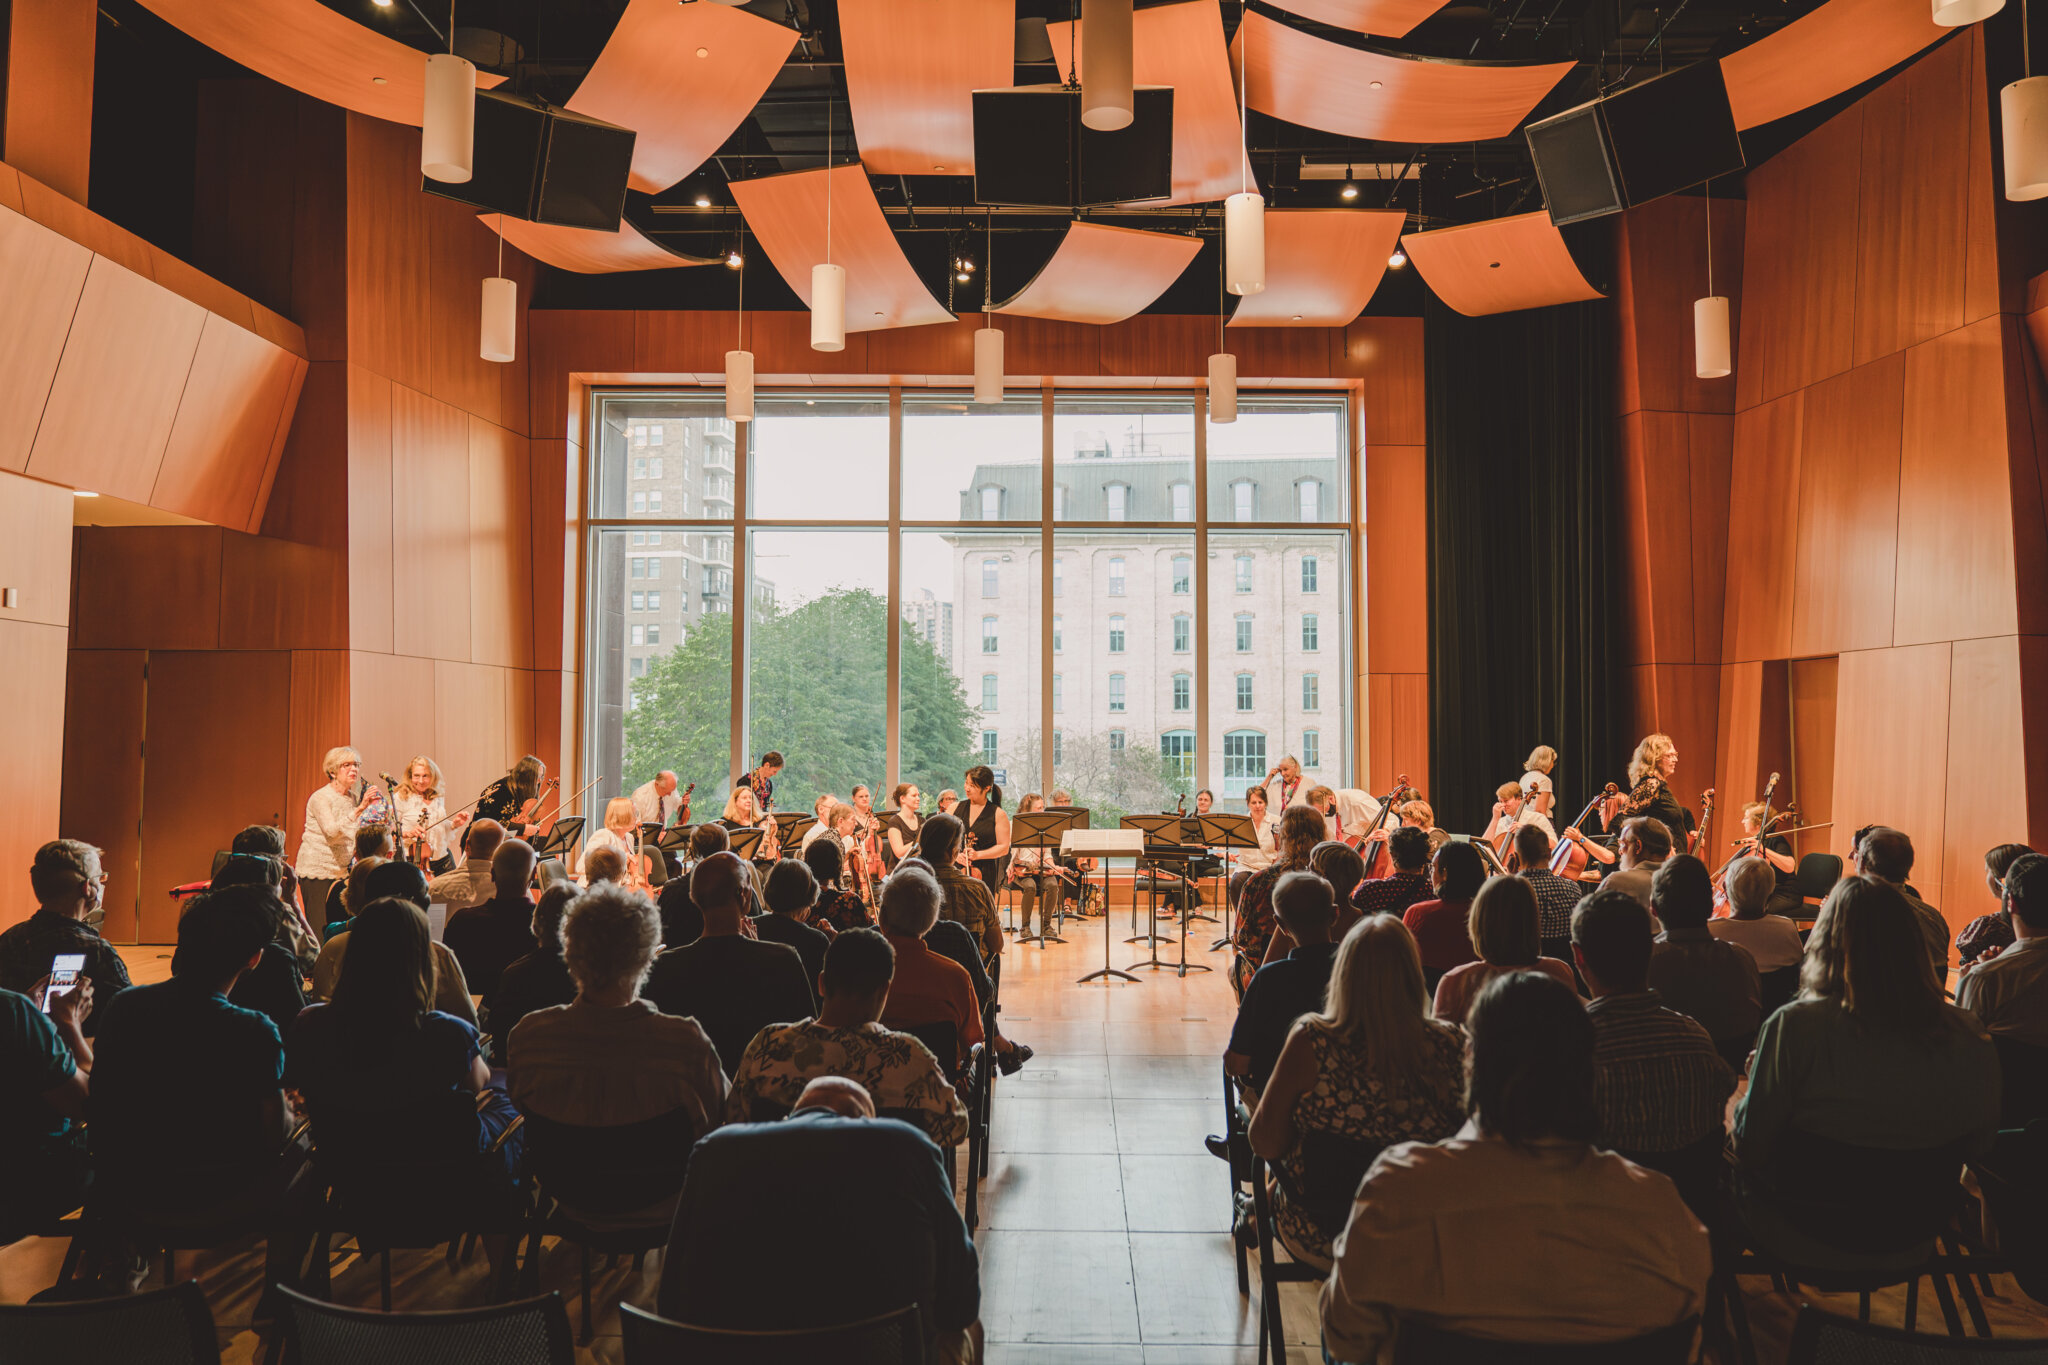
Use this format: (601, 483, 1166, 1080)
(1618, 29, 2048, 929)
(0, 470, 75, 928)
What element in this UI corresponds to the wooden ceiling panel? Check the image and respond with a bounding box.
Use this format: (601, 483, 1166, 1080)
(1047, 0, 1250, 205)
(132, 0, 501, 126)
(1228, 209, 1406, 327)
(1232, 10, 1573, 144)
(1721, 0, 1949, 131)
(992, 222, 1203, 325)
(729, 164, 956, 334)
(485, 215, 713, 275)
(1266, 0, 1452, 39)
(1402, 211, 1606, 316)
(841, 0, 1013, 178)
(565, 0, 797, 194)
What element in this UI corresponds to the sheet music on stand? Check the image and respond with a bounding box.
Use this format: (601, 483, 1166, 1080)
(776, 813, 817, 851)
(1011, 810, 1083, 946)
(656, 824, 697, 855)
(726, 825, 766, 861)
(1062, 828, 1145, 985)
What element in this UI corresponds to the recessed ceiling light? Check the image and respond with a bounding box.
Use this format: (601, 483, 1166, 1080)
(873, 310, 884, 316)
(372, 0, 392, 7)
(934, 165, 947, 172)
(694, 193, 712, 207)
(74, 490, 100, 498)
(372, 76, 388, 85)
(1488, 261, 1501, 268)
(1340, 183, 1358, 200)
(957, 271, 971, 281)
(1388, 248, 1408, 269)
(1292, 314, 1303, 320)
(726, 250, 744, 269)
(1369, 80, 1383, 89)
(695, 46, 709, 57)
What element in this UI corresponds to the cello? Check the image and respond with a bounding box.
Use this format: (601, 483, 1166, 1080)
(1549, 783, 1620, 880)
(1354, 775, 1413, 881)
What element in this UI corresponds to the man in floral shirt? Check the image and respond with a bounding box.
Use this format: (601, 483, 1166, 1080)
(725, 926, 968, 1148)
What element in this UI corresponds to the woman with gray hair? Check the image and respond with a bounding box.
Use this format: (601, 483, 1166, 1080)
(296, 746, 385, 936)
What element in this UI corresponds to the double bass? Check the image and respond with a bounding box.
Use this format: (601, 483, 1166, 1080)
(1549, 783, 1620, 879)
(1354, 775, 1414, 881)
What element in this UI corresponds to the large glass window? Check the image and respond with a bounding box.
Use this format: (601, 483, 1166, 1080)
(1223, 730, 1267, 797)
(1207, 397, 1345, 525)
(903, 395, 1042, 522)
(750, 396, 889, 522)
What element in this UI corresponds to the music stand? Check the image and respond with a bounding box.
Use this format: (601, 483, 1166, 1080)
(777, 813, 817, 851)
(725, 825, 765, 862)
(531, 817, 584, 863)
(1064, 827, 1144, 985)
(1011, 811, 1079, 947)
(1198, 812, 1258, 951)
(656, 824, 696, 855)
(1177, 817, 1222, 926)
(1121, 816, 1186, 970)
(1455, 832, 1510, 877)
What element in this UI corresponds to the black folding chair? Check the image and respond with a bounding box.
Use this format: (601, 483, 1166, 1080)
(0, 1279, 218, 1364)
(1785, 1305, 2048, 1363)
(1391, 1315, 1700, 1363)
(1246, 1126, 1383, 1365)
(270, 1283, 573, 1365)
(619, 1301, 923, 1365)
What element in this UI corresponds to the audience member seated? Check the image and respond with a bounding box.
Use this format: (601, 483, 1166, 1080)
(1234, 806, 1327, 995)
(580, 844, 628, 888)
(1433, 875, 1578, 1025)
(1709, 857, 1804, 972)
(646, 852, 813, 1077)
(1732, 875, 2000, 1273)
(1957, 853, 2048, 1046)
(1227, 871, 1342, 1095)
(1602, 817, 1674, 909)
(228, 825, 320, 970)
(88, 892, 291, 1229)
(0, 840, 130, 1035)
(654, 823, 729, 949)
(0, 975, 92, 1242)
(1250, 914, 1465, 1270)
(444, 840, 540, 998)
(1956, 842, 2035, 966)
(340, 856, 385, 926)
(211, 852, 314, 971)
(508, 883, 726, 1223)
(1402, 840, 1487, 992)
(426, 820, 505, 915)
(482, 884, 578, 1067)
(876, 866, 983, 1073)
(1319, 971, 1710, 1361)
(1648, 856, 1762, 1070)
(757, 859, 831, 997)
(310, 861, 477, 1026)
(1264, 843, 1368, 964)
(724, 928, 968, 1148)
(662, 1077, 981, 1365)
(805, 835, 873, 934)
(1351, 825, 1435, 920)
(895, 858, 1033, 1075)
(1515, 824, 1584, 964)
(192, 882, 306, 1040)
(919, 815, 1004, 959)
(1853, 826, 1952, 979)
(1572, 890, 1735, 1216)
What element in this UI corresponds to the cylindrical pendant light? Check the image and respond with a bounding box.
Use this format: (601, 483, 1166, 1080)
(2011, 77, 2048, 200)
(726, 349, 755, 422)
(422, 53, 477, 183)
(812, 263, 847, 352)
(1081, 0, 1134, 132)
(1209, 352, 1238, 424)
(974, 328, 1005, 404)
(1225, 192, 1266, 296)
(480, 274, 516, 363)
(1932, 0, 2001, 24)
(1694, 296, 1731, 379)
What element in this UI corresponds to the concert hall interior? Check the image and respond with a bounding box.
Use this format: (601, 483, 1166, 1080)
(2, 0, 2048, 1360)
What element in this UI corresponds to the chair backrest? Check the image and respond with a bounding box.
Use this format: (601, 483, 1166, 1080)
(1288, 1129, 1385, 1243)
(275, 1284, 573, 1365)
(898, 1020, 961, 1074)
(1760, 964, 1801, 1017)
(1760, 1129, 1969, 1254)
(0, 1280, 218, 1365)
(1797, 853, 1844, 902)
(1392, 1315, 1699, 1364)
(522, 1106, 701, 1219)
(619, 1302, 922, 1365)
(1995, 1035, 2048, 1129)
(1787, 1305, 2048, 1362)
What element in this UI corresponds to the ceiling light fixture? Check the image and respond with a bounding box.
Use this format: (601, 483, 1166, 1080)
(1388, 247, 1407, 269)
(1210, 223, 1238, 424)
(694, 192, 712, 208)
(421, 0, 475, 182)
(2005, 0, 2047, 199)
(726, 248, 744, 269)
(73, 489, 99, 498)
(1225, 16, 1265, 295)
(480, 222, 516, 363)
(1081, 0, 1135, 131)
(976, 215, 1004, 404)
(1340, 163, 1358, 200)
(372, 0, 393, 8)
(813, 103, 848, 351)
(728, 222, 754, 422)
(1932, 0, 2002, 24)
(695, 46, 710, 57)
(1694, 180, 1731, 378)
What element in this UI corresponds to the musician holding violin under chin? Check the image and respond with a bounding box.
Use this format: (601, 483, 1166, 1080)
(476, 755, 552, 841)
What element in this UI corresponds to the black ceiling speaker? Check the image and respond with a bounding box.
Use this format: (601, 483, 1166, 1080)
(970, 85, 1175, 208)
(1525, 59, 1745, 226)
(423, 90, 636, 232)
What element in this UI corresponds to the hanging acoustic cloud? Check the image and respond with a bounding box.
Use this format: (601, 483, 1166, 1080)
(422, 53, 477, 183)
(726, 349, 755, 422)
(1081, 0, 1135, 132)
(975, 327, 1005, 404)
(1693, 296, 1731, 379)
(2007, 75, 2048, 200)
(1209, 352, 1238, 423)
(479, 275, 516, 363)
(1226, 192, 1266, 295)
(1931, 0, 2001, 24)
(812, 262, 847, 352)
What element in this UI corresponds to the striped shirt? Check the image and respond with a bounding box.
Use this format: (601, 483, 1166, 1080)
(1585, 991, 1736, 1154)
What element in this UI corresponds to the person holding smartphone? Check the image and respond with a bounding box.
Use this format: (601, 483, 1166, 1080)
(0, 841, 131, 1036)
(0, 972, 92, 1241)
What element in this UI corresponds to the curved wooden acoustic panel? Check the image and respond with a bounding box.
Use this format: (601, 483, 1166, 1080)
(485, 215, 712, 275)
(1232, 10, 1573, 144)
(133, 0, 500, 126)
(1402, 211, 1605, 316)
(1720, 0, 1948, 130)
(565, 0, 797, 194)
(729, 164, 956, 334)
(1047, 0, 1250, 206)
(1268, 0, 1453, 39)
(841, 0, 1013, 177)
(1228, 209, 1406, 327)
(991, 222, 1203, 325)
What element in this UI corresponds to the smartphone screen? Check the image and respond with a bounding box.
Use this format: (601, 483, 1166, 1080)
(42, 953, 86, 1013)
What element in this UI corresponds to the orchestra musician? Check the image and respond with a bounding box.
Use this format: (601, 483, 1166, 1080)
(719, 784, 780, 861)
(296, 746, 384, 932)
(1726, 801, 1801, 918)
(883, 784, 922, 872)
(798, 794, 836, 856)
(1008, 792, 1070, 938)
(581, 798, 648, 889)
(1261, 757, 1306, 811)
(959, 766, 1012, 896)
(1524, 745, 1559, 780)
(476, 755, 551, 841)
(935, 789, 960, 818)
(736, 751, 784, 815)
(1516, 771, 1559, 843)
(1303, 785, 1340, 842)
(1485, 782, 1526, 848)
(1602, 734, 1695, 853)
(390, 755, 468, 874)
(630, 770, 689, 828)
(850, 785, 886, 888)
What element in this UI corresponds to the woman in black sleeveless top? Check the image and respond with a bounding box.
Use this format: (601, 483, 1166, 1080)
(882, 782, 923, 873)
(960, 766, 1011, 895)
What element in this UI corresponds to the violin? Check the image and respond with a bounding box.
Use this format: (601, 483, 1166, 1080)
(514, 776, 561, 837)
(1549, 783, 1620, 879)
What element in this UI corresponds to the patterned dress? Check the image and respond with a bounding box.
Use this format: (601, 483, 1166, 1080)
(812, 887, 873, 935)
(725, 1019, 968, 1148)
(1277, 1018, 1467, 1263)
(1233, 859, 1307, 995)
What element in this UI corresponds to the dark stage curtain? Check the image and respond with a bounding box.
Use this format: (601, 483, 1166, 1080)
(1422, 294, 1631, 837)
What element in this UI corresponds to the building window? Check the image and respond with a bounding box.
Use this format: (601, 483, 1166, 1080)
(1302, 614, 1319, 651)
(646, 624, 660, 646)
(647, 591, 661, 611)
(981, 558, 999, 597)
(678, 491, 689, 515)
(632, 531, 646, 546)
(631, 591, 645, 611)
(1302, 673, 1320, 710)
(1235, 554, 1253, 593)
(1171, 482, 1192, 521)
(1301, 555, 1319, 593)
(982, 731, 999, 765)
(1235, 614, 1254, 652)
(1236, 673, 1254, 711)
(1232, 480, 1256, 522)
(1297, 479, 1321, 521)
(634, 457, 647, 479)
(1224, 730, 1268, 795)
(646, 557, 660, 579)
(1053, 674, 1064, 713)
(647, 490, 662, 513)
(1107, 557, 1125, 596)
(1054, 485, 1068, 520)
(1108, 614, 1126, 653)
(1172, 673, 1191, 712)
(980, 487, 1001, 520)
(649, 456, 663, 479)
(632, 491, 647, 514)
(1109, 729, 1126, 753)
(1303, 730, 1321, 770)
(1172, 614, 1191, 653)
(1105, 484, 1128, 521)
(1053, 557, 1064, 597)
(1054, 730, 1064, 767)
(982, 674, 998, 711)
(629, 657, 646, 678)
(1053, 614, 1064, 652)
(1171, 554, 1191, 594)
(1162, 729, 1196, 782)
(982, 617, 998, 653)
(647, 531, 661, 547)
(630, 624, 645, 646)
(1108, 673, 1126, 712)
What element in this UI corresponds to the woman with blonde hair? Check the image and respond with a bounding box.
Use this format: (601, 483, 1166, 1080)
(581, 797, 647, 887)
(718, 784, 779, 859)
(1604, 733, 1694, 853)
(298, 746, 384, 932)
(1431, 875, 1579, 1025)
(1524, 745, 1558, 776)
(1249, 913, 1466, 1267)
(390, 755, 469, 874)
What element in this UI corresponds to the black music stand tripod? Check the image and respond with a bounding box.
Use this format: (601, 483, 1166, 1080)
(1121, 815, 1184, 972)
(1011, 810, 1076, 947)
(1198, 813, 1259, 951)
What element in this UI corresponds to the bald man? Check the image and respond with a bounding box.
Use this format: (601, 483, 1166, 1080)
(645, 852, 815, 1077)
(443, 838, 538, 997)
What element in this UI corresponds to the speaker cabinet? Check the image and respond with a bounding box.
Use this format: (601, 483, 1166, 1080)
(425, 91, 636, 232)
(1526, 59, 1744, 226)
(971, 85, 1175, 208)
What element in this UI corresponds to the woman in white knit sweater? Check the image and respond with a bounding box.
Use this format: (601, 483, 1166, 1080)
(297, 746, 383, 933)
